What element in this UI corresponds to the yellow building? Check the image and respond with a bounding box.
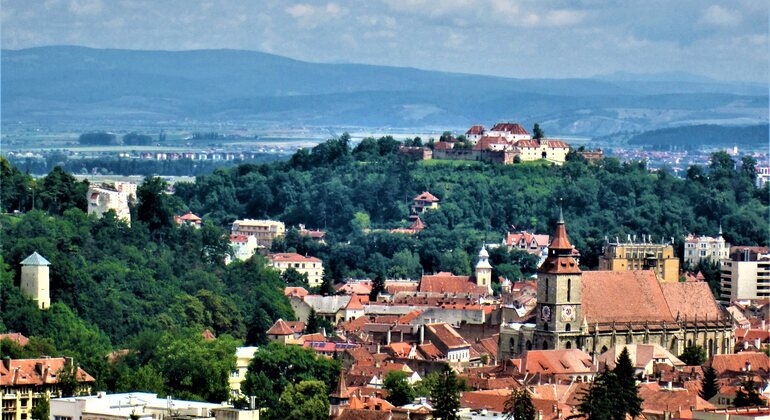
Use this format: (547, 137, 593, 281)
(267, 253, 324, 288)
(231, 219, 285, 251)
(228, 347, 258, 396)
(599, 239, 680, 283)
(0, 357, 94, 420)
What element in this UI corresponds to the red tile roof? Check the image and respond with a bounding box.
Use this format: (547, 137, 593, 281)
(660, 281, 723, 321)
(398, 310, 423, 324)
(473, 136, 510, 151)
(268, 253, 321, 263)
(230, 234, 251, 243)
(285, 321, 306, 334)
(419, 272, 488, 295)
(201, 328, 216, 341)
(491, 123, 529, 135)
(284, 287, 309, 298)
(582, 270, 674, 324)
(266, 319, 295, 336)
(427, 323, 469, 350)
(178, 211, 202, 222)
(515, 140, 540, 148)
(544, 140, 570, 149)
(461, 389, 510, 412)
(434, 141, 455, 150)
(638, 383, 714, 414)
(522, 349, 595, 375)
(466, 125, 486, 135)
(0, 333, 29, 346)
(0, 357, 95, 386)
(418, 342, 443, 360)
(712, 352, 770, 375)
(414, 191, 439, 202)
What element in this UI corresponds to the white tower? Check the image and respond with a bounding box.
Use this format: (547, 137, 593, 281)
(20, 252, 51, 310)
(475, 246, 493, 295)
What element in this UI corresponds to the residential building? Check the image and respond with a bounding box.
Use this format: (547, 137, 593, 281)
(1, 357, 94, 420)
(465, 125, 486, 144)
(684, 228, 730, 267)
(297, 224, 326, 244)
(230, 219, 285, 250)
(487, 123, 531, 141)
(87, 185, 131, 225)
(519, 349, 596, 382)
(599, 238, 680, 283)
(596, 344, 685, 376)
(174, 212, 202, 229)
(267, 253, 324, 288)
(229, 347, 258, 396)
(499, 212, 733, 360)
(720, 247, 770, 303)
(50, 392, 228, 420)
(265, 319, 305, 344)
(20, 252, 50, 310)
(504, 231, 550, 255)
(227, 235, 258, 264)
(412, 192, 439, 214)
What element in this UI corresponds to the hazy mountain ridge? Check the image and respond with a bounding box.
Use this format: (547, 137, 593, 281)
(2, 46, 767, 135)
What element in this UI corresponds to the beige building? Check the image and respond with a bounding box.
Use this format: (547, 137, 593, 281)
(720, 246, 770, 303)
(20, 252, 50, 310)
(87, 185, 131, 225)
(499, 214, 733, 361)
(1, 357, 94, 420)
(228, 347, 258, 396)
(599, 239, 680, 283)
(412, 192, 439, 214)
(231, 219, 285, 251)
(685, 229, 730, 267)
(267, 253, 324, 287)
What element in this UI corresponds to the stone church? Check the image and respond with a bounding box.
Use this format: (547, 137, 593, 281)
(499, 212, 734, 360)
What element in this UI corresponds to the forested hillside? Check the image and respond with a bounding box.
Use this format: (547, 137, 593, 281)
(0, 138, 767, 399)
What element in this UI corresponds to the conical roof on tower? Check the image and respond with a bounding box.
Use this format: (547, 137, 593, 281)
(538, 208, 580, 274)
(21, 252, 50, 266)
(331, 369, 350, 399)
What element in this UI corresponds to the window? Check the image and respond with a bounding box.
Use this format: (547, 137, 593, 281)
(565, 323, 571, 332)
(567, 278, 571, 301)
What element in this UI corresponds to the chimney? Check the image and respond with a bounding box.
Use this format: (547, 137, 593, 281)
(745, 361, 752, 372)
(3, 357, 10, 370)
(420, 324, 425, 345)
(755, 338, 761, 349)
(386, 329, 392, 345)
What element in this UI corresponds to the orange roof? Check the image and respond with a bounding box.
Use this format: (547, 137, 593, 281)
(582, 270, 674, 324)
(544, 139, 569, 149)
(712, 352, 770, 375)
(414, 191, 439, 202)
(466, 125, 485, 135)
(515, 139, 540, 148)
(285, 321, 306, 333)
(179, 211, 202, 222)
(427, 323, 469, 349)
(284, 287, 309, 298)
(660, 281, 723, 321)
(491, 123, 529, 135)
(419, 272, 488, 295)
(410, 217, 426, 231)
(639, 383, 714, 413)
(229, 234, 251, 243)
(0, 357, 95, 386)
(266, 319, 295, 336)
(398, 310, 423, 324)
(0, 333, 29, 346)
(201, 328, 216, 341)
(268, 253, 322, 263)
(387, 342, 412, 358)
(300, 333, 327, 342)
(418, 342, 443, 360)
(346, 295, 368, 310)
(522, 349, 595, 375)
(461, 389, 510, 412)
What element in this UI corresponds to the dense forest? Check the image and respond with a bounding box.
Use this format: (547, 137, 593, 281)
(0, 135, 767, 402)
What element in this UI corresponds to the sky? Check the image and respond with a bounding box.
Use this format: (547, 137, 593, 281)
(1, 0, 768, 83)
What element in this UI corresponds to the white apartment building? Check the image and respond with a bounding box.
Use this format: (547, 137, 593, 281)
(87, 185, 131, 225)
(684, 229, 730, 267)
(50, 392, 228, 420)
(267, 253, 324, 287)
(231, 219, 285, 250)
(226, 235, 258, 264)
(720, 246, 770, 303)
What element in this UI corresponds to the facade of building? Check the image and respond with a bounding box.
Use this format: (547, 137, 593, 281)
(720, 246, 770, 303)
(227, 235, 258, 264)
(599, 239, 680, 283)
(87, 185, 131, 225)
(412, 192, 439, 214)
(1, 357, 94, 420)
(267, 253, 324, 288)
(230, 219, 285, 251)
(684, 229, 730, 267)
(50, 392, 228, 420)
(499, 214, 734, 361)
(472, 137, 570, 164)
(20, 252, 50, 310)
(487, 123, 531, 141)
(174, 212, 202, 229)
(465, 125, 486, 144)
(228, 347, 258, 396)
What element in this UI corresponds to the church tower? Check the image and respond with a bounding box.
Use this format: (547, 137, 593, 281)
(475, 246, 493, 295)
(20, 252, 51, 310)
(534, 208, 582, 350)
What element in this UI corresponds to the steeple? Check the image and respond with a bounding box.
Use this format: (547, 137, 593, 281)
(475, 246, 493, 295)
(538, 206, 580, 274)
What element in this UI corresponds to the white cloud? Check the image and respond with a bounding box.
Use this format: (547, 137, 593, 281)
(68, 0, 103, 16)
(698, 5, 741, 27)
(286, 2, 349, 28)
(543, 9, 585, 27)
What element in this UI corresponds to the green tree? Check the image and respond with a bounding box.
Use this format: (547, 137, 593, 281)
(578, 371, 622, 420)
(281, 267, 309, 287)
(431, 365, 461, 420)
(306, 309, 320, 334)
(30, 396, 49, 420)
(277, 380, 330, 420)
(679, 345, 707, 366)
(136, 177, 174, 236)
(532, 123, 544, 140)
(700, 365, 719, 401)
(734, 380, 765, 407)
(383, 371, 416, 407)
(504, 388, 536, 420)
(57, 359, 80, 397)
(613, 347, 642, 418)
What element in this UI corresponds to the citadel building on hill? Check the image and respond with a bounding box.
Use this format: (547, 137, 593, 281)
(499, 211, 734, 360)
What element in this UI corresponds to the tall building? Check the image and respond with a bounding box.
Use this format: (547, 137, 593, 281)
(475, 247, 493, 295)
(267, 253, 324, 287)
(684, 228, 730, 267)
(87, 185, 131, 225)
(231, 219, 285, 251)
(499, 213, 733, 360)
(599, 238, 679, 283)
(20, 252, 50, 310)
(720, 246, 770, 303)
(1, 357, 94, 420)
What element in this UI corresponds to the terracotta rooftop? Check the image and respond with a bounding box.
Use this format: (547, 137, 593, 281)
(267, 253, 322, 263)
(201, 328, 216, 341)
(522, 349, 595, 375)
(639, 383, 715, 414)
(284, 286, 309, 298)
(582, 270, 675, 324)
(491, 123, 529, 135)
(660, 281, 723, 321)
(414, 191, 439, 202)
(427, 323, 470, 350)
(461, 389, 511, 412)
(418, 342, 443, 360)
(266, 319, 295, 336)
(711, 352, 770, 375)
(419, 272, 488, 295)
(544, 139, 570, 149)
(0, 333, 29, 346)
(0, 357, 95, 386)
(466, 125, 486, 135)
(597, 344, 684, 370)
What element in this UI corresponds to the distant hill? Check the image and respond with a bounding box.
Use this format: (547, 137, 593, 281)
(2, 46, 767, 135)
(628, 124, 769, 148)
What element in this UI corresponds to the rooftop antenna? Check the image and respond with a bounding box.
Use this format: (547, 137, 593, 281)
(558, 198, 564, 223)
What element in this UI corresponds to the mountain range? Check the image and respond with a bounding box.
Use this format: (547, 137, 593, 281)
(2, 46, 767, 136)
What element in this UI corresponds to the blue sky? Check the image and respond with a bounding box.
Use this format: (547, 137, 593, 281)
(2, 0, 767, 82)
